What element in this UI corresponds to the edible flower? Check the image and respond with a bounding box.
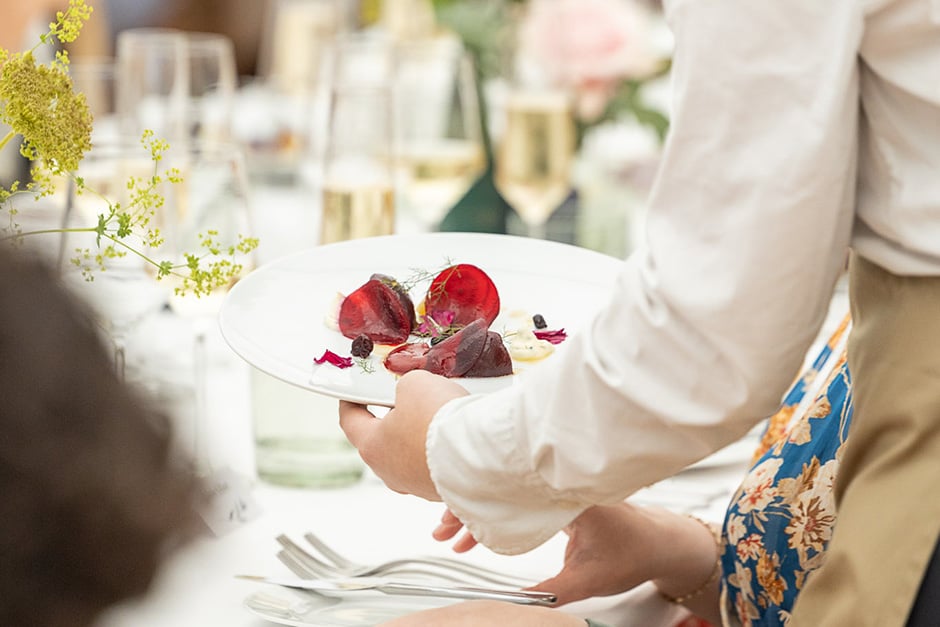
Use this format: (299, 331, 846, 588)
(416, 309, 457, 338)
(533, 329, 568, 345)
(314, 350, 353, 369)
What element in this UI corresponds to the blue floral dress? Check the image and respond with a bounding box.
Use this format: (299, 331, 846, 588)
(719, 317, 853, 626)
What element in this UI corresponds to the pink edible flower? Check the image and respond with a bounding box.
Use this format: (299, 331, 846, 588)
(314, 349, 354, 369)
(416, 309, 456, 337)
(533, 329, 568, 345)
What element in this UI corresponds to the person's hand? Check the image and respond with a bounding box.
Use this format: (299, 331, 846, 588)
(433, 509, 479, 553)
(432, 502, 683, 606)
(527, 503, 674, 606)
(339, 370, 468, 501)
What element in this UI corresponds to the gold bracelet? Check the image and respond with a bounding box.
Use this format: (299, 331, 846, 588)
(659, 515, 723, 605)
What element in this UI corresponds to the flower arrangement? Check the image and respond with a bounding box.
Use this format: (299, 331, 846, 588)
(0, 0, 256, 296)
(433, 0, 670, 143)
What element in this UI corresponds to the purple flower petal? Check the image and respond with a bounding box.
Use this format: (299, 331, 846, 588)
(533, 329, 567, 345)
(314, 349, 354, 369)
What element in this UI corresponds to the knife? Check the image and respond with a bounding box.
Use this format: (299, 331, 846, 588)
(237, 575, 557, 606)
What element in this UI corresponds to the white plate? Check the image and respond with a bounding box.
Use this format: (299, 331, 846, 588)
(219, 233, 621, 406)
(244, 590, 456, 626)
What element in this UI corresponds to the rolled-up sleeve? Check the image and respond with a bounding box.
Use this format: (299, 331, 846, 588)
(428, 0, 864, 554)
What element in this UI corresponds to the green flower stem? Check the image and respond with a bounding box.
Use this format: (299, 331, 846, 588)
(0, 130, 16, 153)
(1, 227, 188, 279)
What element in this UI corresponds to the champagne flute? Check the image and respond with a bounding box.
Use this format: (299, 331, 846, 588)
(184, 33, 238, 142)
(393, 36, 486, 231)
(320, 85, 396, 243)
(116, 29, 188, 140)
(493, 88, 576, 240)
(116, 29, 237, 144)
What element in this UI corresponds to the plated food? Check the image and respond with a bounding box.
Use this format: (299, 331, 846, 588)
(320, 263, 564, 379)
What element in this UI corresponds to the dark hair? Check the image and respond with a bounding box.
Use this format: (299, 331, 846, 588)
(0, 247, 199, 627)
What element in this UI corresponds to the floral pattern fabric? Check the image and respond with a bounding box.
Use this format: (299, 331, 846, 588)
(719, 318, 853, 626)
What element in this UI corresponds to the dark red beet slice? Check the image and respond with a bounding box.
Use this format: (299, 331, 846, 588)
(339, 278, 414, 344)
(425, 318, 488, 377)
(463, 330, 513, 377)
(384, 342, 430, 376)
(424, 264, 500, 328)
(370, 273, 417, 330)
(382, 319, 491, 378)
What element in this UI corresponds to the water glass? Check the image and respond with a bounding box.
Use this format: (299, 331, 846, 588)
(251, 368, 364, 488)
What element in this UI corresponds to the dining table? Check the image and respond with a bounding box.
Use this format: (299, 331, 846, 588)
(87, 174, 849, 627)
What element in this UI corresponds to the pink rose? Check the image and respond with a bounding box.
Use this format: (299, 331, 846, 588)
(518, 0, 656, 120)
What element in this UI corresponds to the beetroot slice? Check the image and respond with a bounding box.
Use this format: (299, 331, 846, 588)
(339, 278, 414, 344)
(463, 330, 513, 377)
(424, 264, 500, 328)
(370, 273, 418, 330)
(382, 319, 493, 378)
(425, 319, 488, 377)
(384, 342, 430, 376)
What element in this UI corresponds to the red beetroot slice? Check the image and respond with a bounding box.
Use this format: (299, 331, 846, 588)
(370, 273, 417, 330)
(384, 342, 430, 376)
(425, 318, 488, 377)
(424, 264, 500, 328)
(463, 330, 513, 377)
(339, 278, 414, 344)
(383, 319, 491, 378)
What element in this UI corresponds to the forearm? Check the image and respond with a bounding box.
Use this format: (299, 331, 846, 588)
(651, 513, 723, 625)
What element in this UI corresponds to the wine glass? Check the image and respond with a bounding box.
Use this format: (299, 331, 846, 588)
(116, 29, 237, 144)
(150, 141, 256, 472)
(184, 33, 238, 142)
(393, 35, 486, 231)
(492, 87, 577, 240)
(116, 29, 188, 140)
(320, 84, 396, 243)
(62, 138, 170, 380)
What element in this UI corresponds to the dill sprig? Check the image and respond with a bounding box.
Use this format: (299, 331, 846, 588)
(0, 0, 257, 297)
(354, 357, 376, 374)
(398, 257, 454, 292)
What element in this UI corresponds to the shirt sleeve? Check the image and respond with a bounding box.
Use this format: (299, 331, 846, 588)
(427, 0, 864, 554)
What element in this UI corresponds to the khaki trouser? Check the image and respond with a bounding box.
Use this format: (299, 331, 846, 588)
(790, 254, 940, 626)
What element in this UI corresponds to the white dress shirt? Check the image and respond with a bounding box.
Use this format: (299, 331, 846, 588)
(426, 0, 940, 554)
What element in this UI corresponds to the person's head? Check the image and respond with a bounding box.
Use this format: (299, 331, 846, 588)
(0, 246, 199, 627)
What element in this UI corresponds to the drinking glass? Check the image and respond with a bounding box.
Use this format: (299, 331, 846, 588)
(69, 57, 119, 141)
(258, 0, 347, 95)
(116, 29, 237, 144)
(393, 36, 486, 231)
(492, 87, 576, 240)
(320, 84, 396, 243)
(249, 0, 348, 181)
(63, 139, 172, 380)
(185, 33, 238, 142)
(150, 141, 257, 472)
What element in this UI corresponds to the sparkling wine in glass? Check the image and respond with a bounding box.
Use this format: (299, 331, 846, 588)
(394, 36, 486, 231)
(494, 89, 576, 240)
(320, 85, 396, 243)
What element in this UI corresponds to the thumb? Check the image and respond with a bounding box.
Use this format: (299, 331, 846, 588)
(527, 568, 590, 607)
(338, 401, 378, 450)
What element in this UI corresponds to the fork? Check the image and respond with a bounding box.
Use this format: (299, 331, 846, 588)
(276, 534, 535, 588)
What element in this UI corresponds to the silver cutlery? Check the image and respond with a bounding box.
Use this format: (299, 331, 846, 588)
(276, 533, 536, 588)
(237, 575, 557, 606)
